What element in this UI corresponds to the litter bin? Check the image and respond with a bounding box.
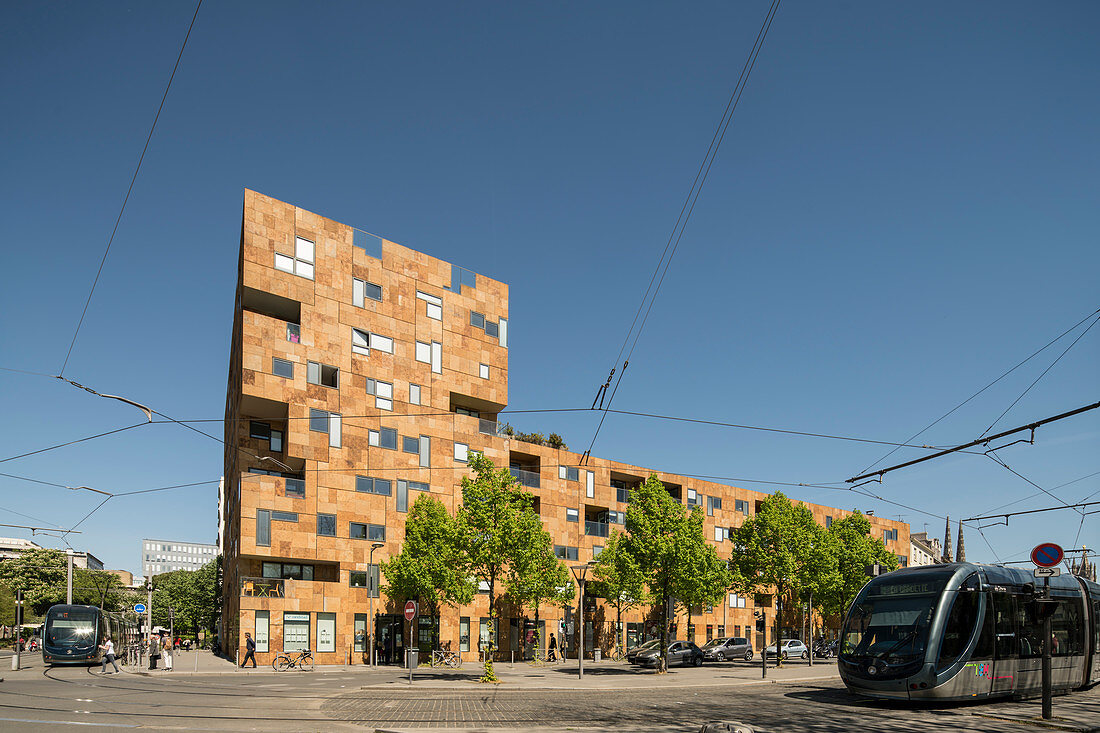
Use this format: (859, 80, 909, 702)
(594, 649, 601, 663)
(407, 649, 419, 669)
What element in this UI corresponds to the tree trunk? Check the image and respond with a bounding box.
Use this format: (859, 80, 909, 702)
(534, 605, 540, 661)
(659, 578, 669, 673)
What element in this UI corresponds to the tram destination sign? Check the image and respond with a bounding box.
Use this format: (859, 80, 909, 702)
(1034, 567, 1061, 578)
(1031, 542, 1064, 568)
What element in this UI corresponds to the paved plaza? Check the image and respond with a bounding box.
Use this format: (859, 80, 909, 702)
(0, 650, 1098, 732)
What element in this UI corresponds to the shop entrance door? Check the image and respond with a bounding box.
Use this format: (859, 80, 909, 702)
(375, 614, 405, 665)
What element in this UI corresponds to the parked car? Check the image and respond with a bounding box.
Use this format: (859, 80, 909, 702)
(701, 636, 754, 661)
(763, 639, 809, 660)
(636, 640, 704, 668)
(625, 639, 661, 665)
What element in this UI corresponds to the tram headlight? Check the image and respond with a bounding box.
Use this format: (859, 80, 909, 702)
(867, 665, 877, 676)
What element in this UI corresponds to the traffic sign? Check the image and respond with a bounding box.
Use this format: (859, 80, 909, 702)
(1031, 543, 1064, 568)
(1034, 567, 1061, 578)
(404, 600, 418, 621)
(133, 603, 146, 614)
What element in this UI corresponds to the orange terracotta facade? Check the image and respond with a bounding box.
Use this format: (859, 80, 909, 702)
(221, 190, 910, 666)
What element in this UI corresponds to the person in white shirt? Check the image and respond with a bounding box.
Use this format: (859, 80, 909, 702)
(100, 636, 120, 674)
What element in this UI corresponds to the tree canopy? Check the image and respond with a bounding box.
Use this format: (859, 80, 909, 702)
(456, 453, 541, 681)
(151, 558, 219, 638)
(622, 475, 730, 671)
(818, 511, 898, 625)
(0, 549, 132, 619)
(381, 494, 476, 642)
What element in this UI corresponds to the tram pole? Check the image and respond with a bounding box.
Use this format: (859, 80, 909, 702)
(1041, 576, 1052, 721)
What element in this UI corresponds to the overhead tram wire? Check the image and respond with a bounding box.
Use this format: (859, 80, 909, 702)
(0, 421, 149, 464)
(983, 450, 1083, 516)
(978, 309, 1100, 439)
(973, 468, 1100, 517)
(855, 305, 1100, 477)
(846, 399, 1100, 484)
(962, 500, 1100, 525)
(582, 0, 783, 465)
(57, 0, 203, 377)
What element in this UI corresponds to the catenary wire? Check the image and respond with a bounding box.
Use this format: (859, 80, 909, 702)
(856, 305, 1100, 476)
(984, 451, 1083, 515)
(0, 422, 149, 464)
(584, 0, 782, 462)
(58, 0, 204, 377)
(970, 468, 1100, 518)
(979, 311, 1100, 438)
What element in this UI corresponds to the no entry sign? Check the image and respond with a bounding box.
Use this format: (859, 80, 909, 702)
(1031, 543, 1064, 568)
(404, 600, 418, 621)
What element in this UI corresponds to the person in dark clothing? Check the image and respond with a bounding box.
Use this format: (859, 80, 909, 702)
(241, 632, 257, 668)
(547, 633, 558, 662)
(148, 635, 160, 670)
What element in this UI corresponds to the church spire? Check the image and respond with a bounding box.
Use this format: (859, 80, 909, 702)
(956, 520, 966, 562)
(943, 516, 953, 563)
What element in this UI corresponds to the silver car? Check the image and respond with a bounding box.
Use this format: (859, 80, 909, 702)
(764, 639, 809, 660)
(701, 636, 754, 661)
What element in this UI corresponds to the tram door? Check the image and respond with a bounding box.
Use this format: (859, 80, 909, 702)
(991, 591, 1017, 694)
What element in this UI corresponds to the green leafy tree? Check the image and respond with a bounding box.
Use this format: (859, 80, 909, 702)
(456, 453, 538, 682)
(819, 512, 898, 630)
(622, 474, 726, 672)
(381, 494, 476, 650)
(729, 492, 837, 664)
(589, 529, 646, 651)
(0, 549, 67, 616)
(505, 515, 573, 657)
(151, 559, 218, 639)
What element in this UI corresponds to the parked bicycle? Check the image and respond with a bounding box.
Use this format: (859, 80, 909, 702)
(272, 649, 314, 671)
(608, 646, 626, 662)
(430, 649, 463, 669)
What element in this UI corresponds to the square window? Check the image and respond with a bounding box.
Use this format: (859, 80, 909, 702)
(558, 466, 579, 482)
(352, 329, 370, 356)
(295, 261, 314, 279)
(369, 333, 393, 354)
(427, 302, 442, 320)
(356, 476, 374, 493)
(274, 253, 294, 273)
(285, 478, 305, 497)
(566, 508, 579, 522)
(415, 341, 431, 364)
(317, 513, 335, 537)
(295, 236, 314, 262)
(364, 281, 382, 301)
(409, 384, 421, 405)
(250, 421, 271, 440)
(309, 409, 329, 433)
(272, 358, 294, 378)
(286, 323, 300, 343)
(485, 320, 498, 338)
(402, 436, 420, 454)
(307, 361, 339, 388)
(349, 522, 367, 540)
(380, 427, 397, 450)
(350, 571, 368, 588)
(373, 479, 392, 496)
(479, 363, 489, 379)
(454, 442, 469, 462)
(470, 311, 485, 329)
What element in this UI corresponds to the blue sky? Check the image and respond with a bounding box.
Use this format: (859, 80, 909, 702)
(1, 1, 1097, 575)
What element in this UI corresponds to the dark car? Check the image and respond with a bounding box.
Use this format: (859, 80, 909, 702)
(701, 636, 753, 661)
(625, 639, 661, 665)
(636, 640, 703, 668)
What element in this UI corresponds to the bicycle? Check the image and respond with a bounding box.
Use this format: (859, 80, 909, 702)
(272, 649, 314, 671)
(430, 649, 463, 669)
(608, 646, 626, 662)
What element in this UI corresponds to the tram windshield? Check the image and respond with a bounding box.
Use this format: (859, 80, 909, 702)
(842, 573, 950, 666)
(46, 608, 98, 648)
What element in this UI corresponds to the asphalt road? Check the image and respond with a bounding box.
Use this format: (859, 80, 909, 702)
(1, 658, 1097, 732)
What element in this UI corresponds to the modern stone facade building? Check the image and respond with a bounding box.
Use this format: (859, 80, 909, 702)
(221, 190, 910, 666)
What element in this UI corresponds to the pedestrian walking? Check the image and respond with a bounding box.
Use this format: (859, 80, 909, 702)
(240, 632, 257, 668)
(547, 633, 558, 662)
(148, 634, 160, 670)
(99, 636, 120, 674)
(162, 633, 173, 671)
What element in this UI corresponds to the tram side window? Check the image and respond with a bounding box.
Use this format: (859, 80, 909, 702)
(937, 586, 981, 671)
(1016, 598, 1041, 658)
(1051, 599, 1083, 657)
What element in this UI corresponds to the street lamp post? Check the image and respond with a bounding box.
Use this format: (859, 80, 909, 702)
(571, 561, 596, 680)
(368, 542, 385, 667)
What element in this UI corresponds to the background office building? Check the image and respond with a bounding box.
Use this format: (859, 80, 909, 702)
(221, 190, 910, 666)
(142, 538, 218, 578)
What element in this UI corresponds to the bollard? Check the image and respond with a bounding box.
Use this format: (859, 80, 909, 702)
(511, 651, 514, 667)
